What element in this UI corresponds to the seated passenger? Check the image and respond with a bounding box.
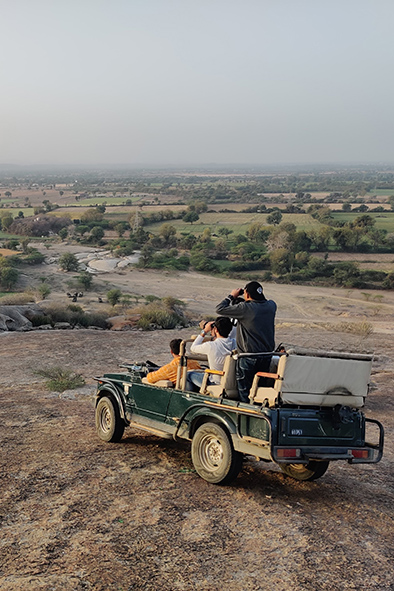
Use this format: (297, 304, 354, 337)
(145, 338, 201, 385)
(186, 317, 236, 392)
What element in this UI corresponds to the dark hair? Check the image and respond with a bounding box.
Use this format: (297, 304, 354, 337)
(214, 316, 233, 338)
(170, 338, 182, 355)
(244, 281, 266, 301)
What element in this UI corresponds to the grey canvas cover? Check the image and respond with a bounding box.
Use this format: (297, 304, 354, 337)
(252, 352, 372, 408)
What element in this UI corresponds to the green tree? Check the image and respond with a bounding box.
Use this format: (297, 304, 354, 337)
(267, 210, 283, 225)
(78, 272, 93, 290)
(139, 244, 154, 267)
(0, 267, 19, 290)
(159, 223, 176, 244)
(107, 288, 122, 306)
(90, 226, 105, 242)
(59, 252, 79, 272)
(218, 227, 233, 237)
(247, 222, 269, 242)
(1, 214, 13, 230)
(75, 225, 89, 236)
(269, 248, 294, 274)
(58, 227, 68, 240)
(115, 222, 127, 237)
(342, 202, 352, 212)
(182, 211, 199, 224)
(38, 282, 51, 299)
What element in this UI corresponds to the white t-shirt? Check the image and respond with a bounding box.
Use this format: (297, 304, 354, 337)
(190, 335, 236, 384)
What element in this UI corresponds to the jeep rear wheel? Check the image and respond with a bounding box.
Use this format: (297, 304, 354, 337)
(96, 396, 125, 443)
(191, 422, 242, 485)
(280, 460, 329, 481)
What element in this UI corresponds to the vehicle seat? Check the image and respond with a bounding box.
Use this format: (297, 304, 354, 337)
(249, 352, 372, 408)
(249, 355, 286, 406)
(200, 354, 239, 399)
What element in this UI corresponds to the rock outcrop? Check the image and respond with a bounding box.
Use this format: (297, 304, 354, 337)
(0, 305, 43, 331)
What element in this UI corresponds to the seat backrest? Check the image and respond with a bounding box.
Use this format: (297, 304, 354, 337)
(206, 353, 238, 399)
(279, 354, 371, 408)
(220, 354, 238, 398)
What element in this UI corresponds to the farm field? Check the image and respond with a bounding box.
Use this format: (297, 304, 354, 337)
(332, 211, 394, 232)
(144, 212, 323, 235)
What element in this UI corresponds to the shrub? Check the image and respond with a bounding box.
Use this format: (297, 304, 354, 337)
(43, 303, 109, 328)
(77, 272, 93, 290)
(0, 267, 19, 291)
(22, 251, 46, 265)
(34, 366, 85, 392)
(0, 292, 35, 305)
(383, 272, 394, 289)
(190, 253, 219, 272)
(31, 314, 51, 327)
(137, 306, 187, 330)
(59, 252, 79, 272)
(38, 283, 51, 300)
(135, 297, 188, 330)
(107, 288, 122, 306)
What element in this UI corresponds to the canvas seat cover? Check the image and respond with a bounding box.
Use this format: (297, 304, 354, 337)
(253, 354, 371, 408)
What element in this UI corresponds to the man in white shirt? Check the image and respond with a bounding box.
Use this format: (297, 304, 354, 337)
(186, 316, 236, 392)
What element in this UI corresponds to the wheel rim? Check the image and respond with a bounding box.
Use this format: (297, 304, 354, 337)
(288, 464, 312, 474)
(199, 434, 224, 471)
(99, 405, 112, 433)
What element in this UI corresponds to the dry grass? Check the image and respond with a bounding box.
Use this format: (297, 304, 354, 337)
(0, 292, 36, 305)
(321, 320, 374, 336)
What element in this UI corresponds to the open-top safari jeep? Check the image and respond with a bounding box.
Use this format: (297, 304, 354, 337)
(94, 338, 384, 486)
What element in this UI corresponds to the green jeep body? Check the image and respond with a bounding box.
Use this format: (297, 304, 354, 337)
(94, 348, 384, 486)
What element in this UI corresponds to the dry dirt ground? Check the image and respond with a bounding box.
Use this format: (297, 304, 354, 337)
(1, 255, 394, 590)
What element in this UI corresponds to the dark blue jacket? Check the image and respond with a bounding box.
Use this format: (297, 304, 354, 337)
(216, 296, 276, 353)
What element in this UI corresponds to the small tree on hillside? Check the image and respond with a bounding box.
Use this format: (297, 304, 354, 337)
(0, 267, 19, 291)
(59, 252, 79, 272)
(38, 283, 51, 299)
(107, 288, 122, 306)
(78, 272, 93, 290)
(58, 227, 68, 240)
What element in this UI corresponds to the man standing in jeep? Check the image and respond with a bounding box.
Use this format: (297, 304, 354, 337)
(216, 281, 277, 402)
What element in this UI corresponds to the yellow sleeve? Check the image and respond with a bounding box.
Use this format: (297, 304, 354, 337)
(146, 358, 179, 384)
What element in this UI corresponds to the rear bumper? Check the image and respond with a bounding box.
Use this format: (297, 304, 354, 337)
(273, 417, 384, 465)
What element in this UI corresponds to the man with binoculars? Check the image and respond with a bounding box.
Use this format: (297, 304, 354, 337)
(216, 281, 277, 403)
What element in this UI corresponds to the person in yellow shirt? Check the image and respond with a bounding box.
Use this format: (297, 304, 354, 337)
(145, 338, 201, 385)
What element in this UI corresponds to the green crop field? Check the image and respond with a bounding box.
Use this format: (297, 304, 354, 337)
(368, 189, 394, 197)
(332, 212, 394, 232)
(0, 231, 21, 239)
(66, 196, 141, 207)
(144, 212, 322, 235)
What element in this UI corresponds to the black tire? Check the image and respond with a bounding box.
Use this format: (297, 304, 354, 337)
(95, 396, 125, 443)
(280, 460, 329, 481)
(191, 422, 243, 485)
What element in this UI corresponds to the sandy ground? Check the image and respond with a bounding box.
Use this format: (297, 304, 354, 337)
(1, 247, 394, 590)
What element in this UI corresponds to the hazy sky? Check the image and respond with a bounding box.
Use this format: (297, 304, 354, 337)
(1, 0, 394, 167)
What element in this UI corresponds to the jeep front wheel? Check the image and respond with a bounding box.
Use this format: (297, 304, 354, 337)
(280, 460, 329, 481)
(96, 396, 125, 443)
(191, 422, 242, 485)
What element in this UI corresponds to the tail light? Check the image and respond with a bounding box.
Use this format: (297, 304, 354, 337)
(349, 449, 370, 459)
(276, 448, 301, 458)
